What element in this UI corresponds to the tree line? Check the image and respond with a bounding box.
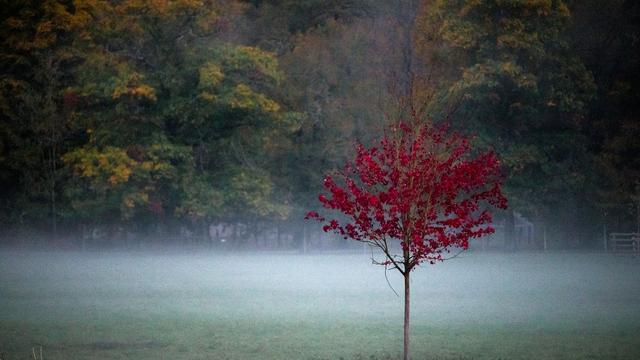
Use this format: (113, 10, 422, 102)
(0, 0, 638, 249)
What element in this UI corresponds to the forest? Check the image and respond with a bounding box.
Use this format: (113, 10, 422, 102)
(1, 0, 639, 250)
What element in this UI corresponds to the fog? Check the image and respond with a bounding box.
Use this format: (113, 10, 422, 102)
(2, 1, 640, 358)
(2, 250, 639, 359)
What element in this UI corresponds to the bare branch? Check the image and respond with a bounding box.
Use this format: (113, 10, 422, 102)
(384, 263, 400, 297)
(441, 248, 466, 261)
(380, 239, 406, 276)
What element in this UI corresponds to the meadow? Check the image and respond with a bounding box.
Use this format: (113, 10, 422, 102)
(1, 250, 639, 359)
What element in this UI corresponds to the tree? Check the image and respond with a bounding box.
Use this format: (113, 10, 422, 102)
(0, 0, 302, 246)
(58, 0, 297, 243)
(415, 0, 595, 249)
(241, 0, 371, 54)
(0, 0, 90, 239)
(306, 113, 506, 360)
(567, 0, 640, 229)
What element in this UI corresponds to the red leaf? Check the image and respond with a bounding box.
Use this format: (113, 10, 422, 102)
(305, 118, 507, 269)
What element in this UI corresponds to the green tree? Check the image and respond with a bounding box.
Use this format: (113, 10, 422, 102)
(567, 0, 640, 229)
(0, 0, 92, 240)
(417, 0, 595, 249)
(58, 0, 297, 244)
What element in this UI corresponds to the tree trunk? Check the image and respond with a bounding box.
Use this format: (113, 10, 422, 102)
(202, 220, 211, 248)
(504, 209, 515, 252)
(50, 145, 58, 241)
(302, 223, 308, 254)
(81, 224, 86, 252)
(404, 271, 410, 360)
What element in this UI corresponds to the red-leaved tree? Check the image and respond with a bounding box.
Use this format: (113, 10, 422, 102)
(306, 117, 507, 360)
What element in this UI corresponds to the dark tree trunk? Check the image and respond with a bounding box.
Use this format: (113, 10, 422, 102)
(232, 223, 238, 248)
(81, 224, 86, 251)
(302, 222, 308, 254)
(275, 223, 279, 249)
(404, 272, 410, 360)
(202, 220, 211, 247)
(504, 209, 515, 252)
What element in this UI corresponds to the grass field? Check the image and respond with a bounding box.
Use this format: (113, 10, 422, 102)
(1, 250, 639, 359)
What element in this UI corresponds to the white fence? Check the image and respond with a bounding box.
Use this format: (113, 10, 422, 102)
(607, 232, 639, 254)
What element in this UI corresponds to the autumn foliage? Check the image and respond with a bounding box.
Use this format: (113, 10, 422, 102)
(306, 118, 507, 273)
(306, 115, 507, 359)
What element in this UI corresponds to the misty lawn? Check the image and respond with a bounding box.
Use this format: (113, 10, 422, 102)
(1, 251, 639, 359)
